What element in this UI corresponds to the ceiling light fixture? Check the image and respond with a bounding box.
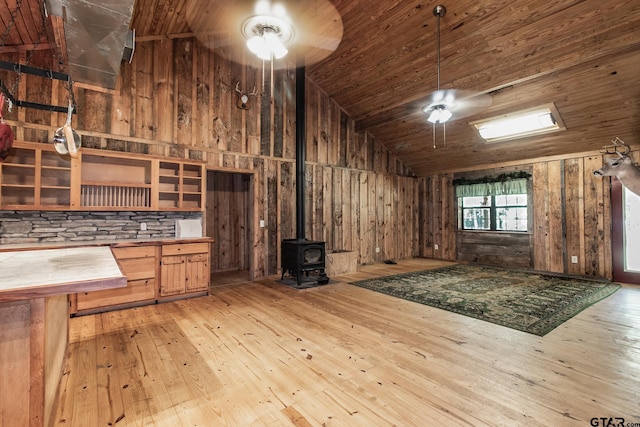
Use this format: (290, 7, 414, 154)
(471, 104, 566, 143)
(423, 5, 448, 125)
(425, 105, 452, 124)
(242, 1, 294, 61)
(420, 5, 491, 148)
(421, 5, 450, 149)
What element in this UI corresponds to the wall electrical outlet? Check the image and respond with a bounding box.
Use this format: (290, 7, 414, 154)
(375, 247, 380, 253)
(259, 220, 265, 228)
(571, 255, 578, 264)
(434, 244, 439, 250)
(140, 222, 147, 231)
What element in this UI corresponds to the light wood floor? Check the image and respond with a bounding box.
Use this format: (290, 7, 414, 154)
(53, 258, 640, 426)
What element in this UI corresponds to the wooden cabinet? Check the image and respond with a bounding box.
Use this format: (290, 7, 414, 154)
(157, 160, 204, 210)
(79, 152, 152, 209)
(67, 239, 211, 316)
(0, 141, 205, 211)
(0, 141, 72, 209)
(74, 246, 157, 313)
(160, 242, 210, 297)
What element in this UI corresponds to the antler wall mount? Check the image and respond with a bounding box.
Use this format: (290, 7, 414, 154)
(235, 82, 258, 109)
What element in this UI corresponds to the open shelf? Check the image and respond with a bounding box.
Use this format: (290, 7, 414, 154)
(1, 142, 205, 211)
(0, 143, 71, 208)
(157, 160, 204, 210)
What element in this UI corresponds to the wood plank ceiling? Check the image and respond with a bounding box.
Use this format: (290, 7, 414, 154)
(0, 0, 63, 67)
(2, 0, 639, 175)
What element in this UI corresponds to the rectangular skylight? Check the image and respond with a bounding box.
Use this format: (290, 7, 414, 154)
(471, 104, 565, 143)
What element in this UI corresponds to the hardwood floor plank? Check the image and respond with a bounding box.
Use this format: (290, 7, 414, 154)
(53, 259, 640, 426)
(71, 316, 99, 427)
(95, 316, 126, 426)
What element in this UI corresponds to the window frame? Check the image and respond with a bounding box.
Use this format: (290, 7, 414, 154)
(455, 178, 532, 233)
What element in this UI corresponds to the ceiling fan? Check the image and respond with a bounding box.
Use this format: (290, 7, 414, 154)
(185, 0, 344, 70)
(421, 5, 491, 147)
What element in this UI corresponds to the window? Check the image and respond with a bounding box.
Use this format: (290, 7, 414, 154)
(455, 174, 530, 232)
(461, 196, 491, 230)
(495, 194, 528, 231)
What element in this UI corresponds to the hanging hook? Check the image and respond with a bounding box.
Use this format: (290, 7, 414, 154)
(65, 76, 77, 112)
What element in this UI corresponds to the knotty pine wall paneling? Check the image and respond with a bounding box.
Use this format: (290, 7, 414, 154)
(154, 38, 174, 145)
(207, 172, 252, 273)
(1, 33, 616, 281)
(583, 155, 613, 279)
(134, 41, 155, 141)
(564, 158, 585, 276)
(531, 157, 608, 277)
(435, 155, 613, 280)
(1, 35, 515, 279)
(418, 173, 456, 262)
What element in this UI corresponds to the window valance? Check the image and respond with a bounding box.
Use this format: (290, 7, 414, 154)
(453, 172, 531, 197)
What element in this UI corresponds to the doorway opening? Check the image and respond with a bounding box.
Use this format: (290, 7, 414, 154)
(206, 170, 253, 286)
(611, 178, 640, 284)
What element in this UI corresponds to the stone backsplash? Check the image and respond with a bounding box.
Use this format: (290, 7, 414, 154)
(0, 211, 202, 245)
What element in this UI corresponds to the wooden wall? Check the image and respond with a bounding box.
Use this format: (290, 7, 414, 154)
(419, 154, 614, 280)
(1, 37, 418, 279)
(1, 38, 616, 280)
(532, 155, 613, 279)
(206, 171, 251, 273)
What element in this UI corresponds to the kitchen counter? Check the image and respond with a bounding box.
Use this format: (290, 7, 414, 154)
(0, 246, 127, 302)
(0, 245, 127, 426)
(0, 236, 213, 252)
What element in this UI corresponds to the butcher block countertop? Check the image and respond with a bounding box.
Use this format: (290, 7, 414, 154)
(0, 246, 127, 302)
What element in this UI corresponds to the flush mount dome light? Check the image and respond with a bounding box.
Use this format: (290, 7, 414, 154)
(242, 14, 294, 60)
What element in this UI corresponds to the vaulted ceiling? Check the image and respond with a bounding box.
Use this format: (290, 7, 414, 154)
(1, 0, 639, 175)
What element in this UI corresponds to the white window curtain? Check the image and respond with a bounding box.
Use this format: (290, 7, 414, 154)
(455, 178, 528, 198)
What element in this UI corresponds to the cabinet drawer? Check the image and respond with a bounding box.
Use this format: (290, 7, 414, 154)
(77, 279, 156, 311)
(111, 246, 156, 260)
(117, 257, 156, 280)
(162, 242, 209, 256)
(188, 253, 208, 263)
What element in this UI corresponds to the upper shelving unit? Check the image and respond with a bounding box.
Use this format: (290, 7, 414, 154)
(81, 153, 153, 210)
(158, 161, 204, 210)
(0, 141, 205, 212)
(0, 142, 71, 209)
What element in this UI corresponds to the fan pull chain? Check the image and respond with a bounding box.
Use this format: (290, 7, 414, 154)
(432, 120, 447, 149)
(432, 124, 436, 149)
(443, 121, 446, 147)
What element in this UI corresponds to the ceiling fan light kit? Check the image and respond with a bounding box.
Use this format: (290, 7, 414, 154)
(423, 5, 449, 125)
(422, 5, 492, 147)
(242, 1, 294, 60)
(425, 105, 452, 124)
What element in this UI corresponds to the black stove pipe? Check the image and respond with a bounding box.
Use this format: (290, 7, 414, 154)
(295, 65, 306, 240)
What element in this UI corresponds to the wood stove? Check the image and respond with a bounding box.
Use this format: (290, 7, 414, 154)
(281, 239, 328, 285)
(280, 66, 329, 287)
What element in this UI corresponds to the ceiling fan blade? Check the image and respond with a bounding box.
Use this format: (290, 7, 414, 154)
(185, 0, 343, 69)
(424, 89, 492, 121)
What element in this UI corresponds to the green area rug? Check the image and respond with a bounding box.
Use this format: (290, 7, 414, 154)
(349, 264, 621, 336)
